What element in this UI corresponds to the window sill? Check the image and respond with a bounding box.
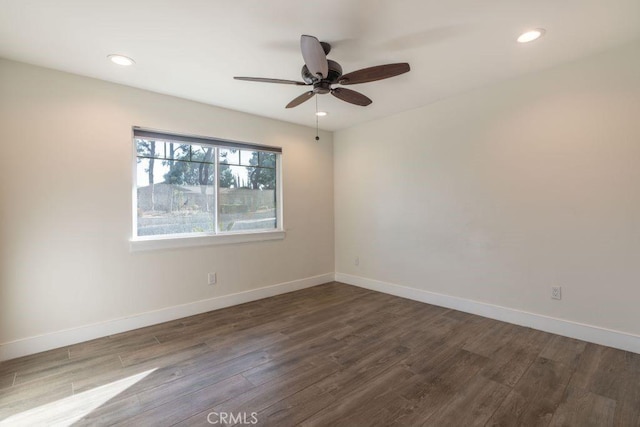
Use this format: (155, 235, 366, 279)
(130, 230, 286, 252)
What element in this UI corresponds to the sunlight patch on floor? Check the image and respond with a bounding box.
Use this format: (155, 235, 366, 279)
(0, 368, 157, 426)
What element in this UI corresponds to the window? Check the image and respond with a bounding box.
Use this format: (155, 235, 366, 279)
(132, 128, 283, 249)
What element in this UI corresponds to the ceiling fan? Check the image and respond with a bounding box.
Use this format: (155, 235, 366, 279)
(234, 35, 410, 109)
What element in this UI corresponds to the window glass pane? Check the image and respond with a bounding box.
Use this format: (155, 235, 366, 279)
(166, 143, 190, 161)
(240, 150, 258, 166)
(259, 152, 276, 168)
(136, 157, 215, 236)
(191, 144, 215, 163)
(218, 160, 277, 232)
(136, 139, 164, 158)
(135, 135, 280, 240)
(219, 148, 239, 165)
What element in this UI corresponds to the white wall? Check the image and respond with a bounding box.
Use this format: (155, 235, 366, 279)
(335, 41, 640, 338)
(3, 39, 640, 359)
(0, 60, 334, 355)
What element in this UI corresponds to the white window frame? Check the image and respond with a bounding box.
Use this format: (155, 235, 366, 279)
(130, 127, 285, 251)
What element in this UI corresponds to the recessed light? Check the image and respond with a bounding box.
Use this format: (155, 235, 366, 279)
(107, 54, 135, 66)
(517, 29, 545, 43)
(315, 111, 328, 117)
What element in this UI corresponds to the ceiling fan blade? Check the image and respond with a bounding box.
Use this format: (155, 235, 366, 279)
(300, 35, 328, 79)
(339, 63, 410, 85)
(286, 91, 315, 108)
(234, 77, 307, 85)
(331, 87, 372, 106)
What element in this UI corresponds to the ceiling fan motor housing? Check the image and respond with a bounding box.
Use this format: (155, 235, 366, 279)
(313, 81, 332, 94)
(301, 59, 343, 84)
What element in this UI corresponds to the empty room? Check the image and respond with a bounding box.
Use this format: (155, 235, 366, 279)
(1, 1, 640, 426)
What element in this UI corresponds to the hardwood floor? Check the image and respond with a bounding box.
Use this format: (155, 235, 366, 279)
(1, 282, 639, 426)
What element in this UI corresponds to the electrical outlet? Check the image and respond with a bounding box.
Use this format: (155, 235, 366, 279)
(552, 286, 562, 300)
(208, 272, 217, 286)
(355, 257, 360, 266)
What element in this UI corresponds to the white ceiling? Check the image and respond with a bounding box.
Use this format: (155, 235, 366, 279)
(1, 0, 639, 131)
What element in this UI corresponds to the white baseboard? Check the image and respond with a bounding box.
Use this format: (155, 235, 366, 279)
(335, 272, 640, 355)
(5, 271, 638, 361)
(0, 273, 335, 362)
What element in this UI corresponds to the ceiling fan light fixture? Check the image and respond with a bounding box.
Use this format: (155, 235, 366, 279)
(517, 29, 545, 43)
(107, 54, 135, 66)
(315, 111, 328, 117)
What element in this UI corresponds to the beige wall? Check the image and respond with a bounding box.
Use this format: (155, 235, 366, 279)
(0, 59, 334, 345)
(335, 41, 640, 336)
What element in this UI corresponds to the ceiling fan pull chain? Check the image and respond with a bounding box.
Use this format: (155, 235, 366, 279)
(315, 96, 320, 141)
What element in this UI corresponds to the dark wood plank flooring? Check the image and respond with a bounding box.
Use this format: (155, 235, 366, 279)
(1, 282, 639, 426)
